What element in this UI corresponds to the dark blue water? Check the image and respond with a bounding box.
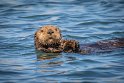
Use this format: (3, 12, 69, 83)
(0, 0, 124, 83)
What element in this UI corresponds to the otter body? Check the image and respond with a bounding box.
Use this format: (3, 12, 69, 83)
(34, 25, 124, 54)
(79, 38, 124, 54)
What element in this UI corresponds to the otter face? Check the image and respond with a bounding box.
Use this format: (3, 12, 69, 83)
(35, 25, 62, 48)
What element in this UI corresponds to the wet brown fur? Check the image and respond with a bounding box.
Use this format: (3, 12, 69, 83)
(34, 25, 124, 53)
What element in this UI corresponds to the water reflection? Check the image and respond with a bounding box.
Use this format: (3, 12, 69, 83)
(35, 51, 65, 77)
(36, 50, 61, 60)
(0, 0, 124, 82)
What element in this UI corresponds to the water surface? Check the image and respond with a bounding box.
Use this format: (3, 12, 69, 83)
(0, 0, 124, 83)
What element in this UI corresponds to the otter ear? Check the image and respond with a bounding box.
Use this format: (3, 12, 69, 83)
(55, 27, 60, 31)
(55, 28, 58, 31)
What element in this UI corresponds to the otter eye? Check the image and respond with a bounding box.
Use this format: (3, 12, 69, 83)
(40, 30, 43, 32)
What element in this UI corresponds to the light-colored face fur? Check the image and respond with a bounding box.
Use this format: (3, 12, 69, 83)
(35, 25, 62, 45)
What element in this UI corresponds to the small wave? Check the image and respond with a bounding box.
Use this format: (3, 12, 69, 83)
(112, 31, 124, 35)
(77, 20, 116, 26)
(81, 59, 102, 63)
(0, 70, 22, 75)
(0, 0, 124, 82)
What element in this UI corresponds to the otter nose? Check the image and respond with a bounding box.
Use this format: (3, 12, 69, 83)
(47, 29, 54, 35)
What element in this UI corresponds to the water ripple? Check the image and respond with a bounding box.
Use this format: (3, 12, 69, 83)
(0, 0, 124, 83)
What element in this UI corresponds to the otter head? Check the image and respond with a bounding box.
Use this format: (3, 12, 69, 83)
(35, 25, 62, 50)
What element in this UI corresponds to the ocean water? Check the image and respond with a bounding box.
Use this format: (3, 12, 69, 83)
(0, 0, 124, 83)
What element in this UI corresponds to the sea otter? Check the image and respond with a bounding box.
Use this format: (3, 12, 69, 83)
(34, 25, 62, 53)
(34, 25, 124, 54)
